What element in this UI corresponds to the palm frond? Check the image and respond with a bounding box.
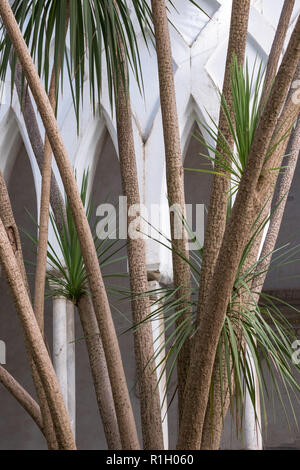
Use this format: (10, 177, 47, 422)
(0, 0, 152, 120)
(0, 0, 206, 125)
(26, 169, 127, 303)
(189, 57, 278, 195)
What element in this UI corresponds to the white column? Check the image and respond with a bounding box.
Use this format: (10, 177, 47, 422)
(240, 219, 269, 450)
(149, 280, 169, 450)
(52, 296, 68, 411)
(242, 347, 263, 449)
(66, 300, 76, 438)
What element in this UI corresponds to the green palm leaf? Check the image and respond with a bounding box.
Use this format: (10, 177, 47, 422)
(0, 0, 206, 125)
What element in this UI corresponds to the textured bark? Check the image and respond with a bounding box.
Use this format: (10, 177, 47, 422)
(77, 294, 121, 450)
(0, 366, 43, 433)
(196, 0, 250, 327)
(201, 4, 296, 446)
(200, 345, 232, 450)
(34, 1, 70, 332)
(0, 0, 139, 449)
(33, 67, 57, 333)
(14, 61, 66, 233)
(253, 116, 300, 294)
(178, 16, 300, 450)
(14, 17, 69, 446)
(0, 217, 76, 449)
(0, 171, 29, 291)
(31, 368, 59, 449)
(151, 0, 192, 421)
(198, 0, 250, 448)
(259, 0, 295, 114)
(202, 69, 300, 450)
(0, 169, 58, 449)
(115, 42, 164, 449)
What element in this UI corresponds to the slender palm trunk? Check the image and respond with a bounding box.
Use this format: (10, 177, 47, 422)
(14, 61, 66, 233)
(200, 349, 232, 449)
(0, 169, 58, 449)
(259, 0, 295, 113)
(151, 0, 192, 420)
(115, 46, 164, 449)
(15, 58, 114, 447)
(77, 294, 121, 450)
(34, 67, 57, 332)
(196, 0, 250, 325)
(0, 0, 139, 449)
(199, 0, 250, 448)
(0, 216, 76, 448)
(253, 116, 300, 294)
(200, 7, 300, 451)
(34, 1, 69, 331)
(210, 64, 300, 450)
(0, 365, 43, 433)
(178, 16, 300, 450)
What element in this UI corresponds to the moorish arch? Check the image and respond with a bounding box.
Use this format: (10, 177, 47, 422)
(183, 121, 212, 242)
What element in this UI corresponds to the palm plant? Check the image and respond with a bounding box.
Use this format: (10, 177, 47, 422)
(178, 11, 300, 448)
(0, 0, 169, 449)
(0, 0, 153, 449)
(0, 0, 153, 116)
(130, 196, 300, 445)
(192, 57, 290, 201)
(191, 58, 265, 193)
(26, 170, 127, 449)
(127, 55, 300, 449)
(0, 0, 299, 451)
(194, 54, 300, 449)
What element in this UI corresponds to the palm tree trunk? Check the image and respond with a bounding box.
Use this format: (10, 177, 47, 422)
(34, 0, 69, 331)
(150, 0, 193, 420)
(77, 294, 121, 450)
(200, 349, 232, 449)
(178, 16, 300, 450)
(14, 61, 66, 233)
(0, 169, 59, 449)
(16, 61, 114, 442)
(0, 0, 139, 449)
(0, 216, 76, 448)
(196, 0, 250, 326)
(259, 0, 295, 113)
(34, 66, 57, 332)
(208, 65, 300, 450)
(0, 365, 43, 433)
(199, 0, 250, 448)
(201, 2, 295, 445)
(114, 42, 164, 449)
(253, 116, 300, 294)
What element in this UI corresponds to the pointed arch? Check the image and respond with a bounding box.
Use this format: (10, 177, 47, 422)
(73, 106, 119, 198)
